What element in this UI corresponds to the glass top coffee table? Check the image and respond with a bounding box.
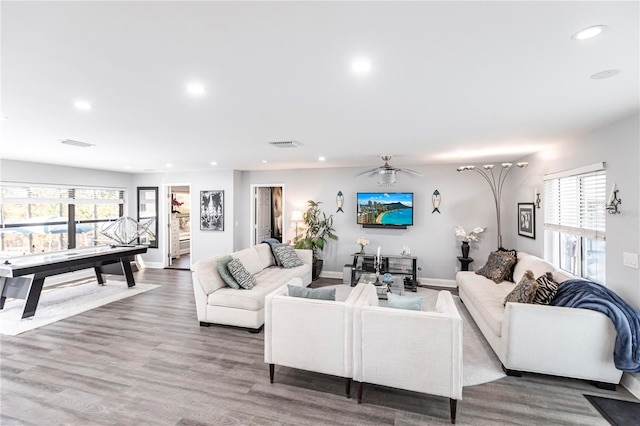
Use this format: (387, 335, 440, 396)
(358, 273, 405, 300)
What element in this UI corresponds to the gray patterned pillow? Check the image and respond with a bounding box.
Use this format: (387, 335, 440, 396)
(476, 251, 517, 284)
(504, 270, 538, 305)
(533, 272, 558, 305)
(273, 244, 304, 268)
(227, 258, 256, 290)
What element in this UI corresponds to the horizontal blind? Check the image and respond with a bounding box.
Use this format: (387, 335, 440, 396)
(544, 168, 606, 239)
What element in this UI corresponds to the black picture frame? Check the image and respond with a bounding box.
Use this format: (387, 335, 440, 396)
(200, 190, 224, 231)
(517, 202, 535, 239)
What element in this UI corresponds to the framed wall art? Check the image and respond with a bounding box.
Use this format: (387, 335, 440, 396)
(200, 190, 224, 231)
(517, 202, 535, 239)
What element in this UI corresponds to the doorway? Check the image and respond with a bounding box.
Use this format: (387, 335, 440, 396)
(166, 184, 191, 270)
(251, 184, 284, 246)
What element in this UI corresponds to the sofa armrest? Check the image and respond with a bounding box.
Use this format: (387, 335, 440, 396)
(501, 302, 621, 383)
(295, 249, 312, 266)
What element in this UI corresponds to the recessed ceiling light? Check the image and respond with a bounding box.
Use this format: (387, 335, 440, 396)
(262, 160, 268, 164)
(572, 25, 607, 41)
(166, 163, 173, 168)
(74, 100, 93, 110)
(210, 161, 217, 166)
(351, 58, 372, 75)
(60, 139, 95, 148)
(591, 69, 621, 79)
(318, 156, 326, 162)
(186, 83, 205, 96)
(1, 116, 8, 121)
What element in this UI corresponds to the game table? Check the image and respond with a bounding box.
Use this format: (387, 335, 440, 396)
(0, 245, 148, 319)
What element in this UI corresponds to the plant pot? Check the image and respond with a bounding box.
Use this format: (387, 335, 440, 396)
(312, 259, 324, 281)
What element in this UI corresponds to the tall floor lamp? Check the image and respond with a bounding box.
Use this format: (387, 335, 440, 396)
(457, 162, 528, 248)
(291, 210, 303, 243)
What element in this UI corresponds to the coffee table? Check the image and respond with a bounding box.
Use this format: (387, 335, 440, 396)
(357, 273, 405, 300)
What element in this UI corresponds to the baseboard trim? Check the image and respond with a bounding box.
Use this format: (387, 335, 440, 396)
(621, 372, 640, 399)
(143, 262, 164, 269)
(419, 278, 457, 288)
(319, 271, 343, 280)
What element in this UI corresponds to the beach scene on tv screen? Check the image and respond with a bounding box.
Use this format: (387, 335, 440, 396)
(357, 193, 413, 225)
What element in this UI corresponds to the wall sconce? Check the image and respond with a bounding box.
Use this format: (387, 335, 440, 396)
(457, 162, 528, 248)
(291, 210, 304, 240)
(534, 188, 541, 209)
(606, 184, 621, 214)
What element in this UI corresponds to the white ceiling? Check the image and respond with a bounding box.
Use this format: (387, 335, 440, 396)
(1, 1, 638, 174)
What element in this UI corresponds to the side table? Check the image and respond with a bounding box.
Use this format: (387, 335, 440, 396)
(457, 256, 474, 272)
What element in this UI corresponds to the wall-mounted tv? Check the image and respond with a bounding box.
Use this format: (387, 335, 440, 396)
(357, 192, 414, 228)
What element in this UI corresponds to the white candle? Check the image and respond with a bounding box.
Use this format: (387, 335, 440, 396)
(608, 183, 616, 204)
(377, 246, 381, 262)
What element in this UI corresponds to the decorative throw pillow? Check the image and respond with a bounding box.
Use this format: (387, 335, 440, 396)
(273, 244, 304, 268)
(504, 270, 538, 305)
(287, 285, 335, 300)
(216, 255, 241, 289)
(387, 293, 422, 311)
(498, 247, 518, 282)
(532, 272, 558, 305)
(227, 258, 257, 290)
(476, 251, 517, 283)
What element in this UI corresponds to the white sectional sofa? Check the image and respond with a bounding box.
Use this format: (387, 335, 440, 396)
(457, 251, 622, 387)
(191, 243, 312, 331)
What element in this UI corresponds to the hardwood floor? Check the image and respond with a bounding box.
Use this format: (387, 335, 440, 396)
(1, 268, 637, 425)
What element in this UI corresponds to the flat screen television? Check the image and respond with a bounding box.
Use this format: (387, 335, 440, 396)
(357, 192, 414, 228)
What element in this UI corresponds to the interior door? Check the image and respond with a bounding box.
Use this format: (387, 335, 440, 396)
(255, 187, 272, 244)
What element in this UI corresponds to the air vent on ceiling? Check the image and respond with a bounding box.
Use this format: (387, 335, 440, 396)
(268, 140, 303, 148)
(60, 139, 95, 148)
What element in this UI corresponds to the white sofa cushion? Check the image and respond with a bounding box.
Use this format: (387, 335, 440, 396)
(192, 254, 228, 295)
(231, 247, 264, 275)
(254, 264, 311, 286)
(254, 243, 276, 269)
(513, 252, 555, 283)
(208, 279, 285, 311)
(457, 271, 514, 337)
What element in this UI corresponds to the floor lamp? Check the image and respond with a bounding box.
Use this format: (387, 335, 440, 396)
(291, 210, 303, 243)
(457, 162, 528, 248)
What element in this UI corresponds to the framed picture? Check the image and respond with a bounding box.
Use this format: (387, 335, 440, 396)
(200, 190, 224, 231)
(517, 202, 535, 239)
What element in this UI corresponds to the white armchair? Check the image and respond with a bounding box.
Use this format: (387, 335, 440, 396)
(353, 286, 463, 424)
(264, 282, 372, 398)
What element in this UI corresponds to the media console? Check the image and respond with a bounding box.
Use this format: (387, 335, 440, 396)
(350, 252, 418, 292)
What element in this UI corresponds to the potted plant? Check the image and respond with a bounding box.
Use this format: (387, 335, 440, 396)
(294, 200, 338, 280)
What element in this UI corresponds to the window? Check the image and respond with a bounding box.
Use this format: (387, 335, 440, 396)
(543, 163, 606, 283)
(0, 184, 124, 255)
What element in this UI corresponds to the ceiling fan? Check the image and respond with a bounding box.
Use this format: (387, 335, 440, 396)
(356, 155, 423, 186)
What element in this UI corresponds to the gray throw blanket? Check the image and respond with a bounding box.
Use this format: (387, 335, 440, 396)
(551, 279, 640, 372)
(261, 238, 282, 266)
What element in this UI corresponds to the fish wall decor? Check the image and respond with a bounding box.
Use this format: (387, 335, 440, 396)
(336, 191, 344, 213)
(432, 190, 441, 214)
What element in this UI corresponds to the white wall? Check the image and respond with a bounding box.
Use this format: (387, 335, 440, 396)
(241, 165, 498, 282)
(503, 112, 640, 309)
(132, 170, 236, 265)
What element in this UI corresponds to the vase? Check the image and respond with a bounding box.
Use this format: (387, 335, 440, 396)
(360, 246, 365, 255)
(461, 241, 470, 258)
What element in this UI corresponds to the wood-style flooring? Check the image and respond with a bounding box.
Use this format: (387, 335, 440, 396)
(1, 268, 638, 425)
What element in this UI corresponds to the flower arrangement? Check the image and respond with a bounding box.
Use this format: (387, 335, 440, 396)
(171, 196, 184, 214)
(455, 226, 486, 242)
(356, 236, 369, 254)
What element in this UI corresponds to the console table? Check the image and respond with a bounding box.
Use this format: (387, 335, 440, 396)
(350, 253, 418, 292)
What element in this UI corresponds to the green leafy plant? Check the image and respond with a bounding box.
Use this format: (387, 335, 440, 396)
(294, 200, 338, 261)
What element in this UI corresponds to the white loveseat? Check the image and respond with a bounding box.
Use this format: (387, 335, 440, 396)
(191, 243, 312, 331)
(457, 251, 622, 387)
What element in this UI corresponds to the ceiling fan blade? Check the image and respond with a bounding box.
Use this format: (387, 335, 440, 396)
(400, 168, 423, 177)
(355, 167, 381, 176)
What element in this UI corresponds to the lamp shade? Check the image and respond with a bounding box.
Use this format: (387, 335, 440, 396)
(291, 210, 303, 222)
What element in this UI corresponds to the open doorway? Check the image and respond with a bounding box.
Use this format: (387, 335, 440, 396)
(166, 184, 191, 270)
(251, 184, 284, 246)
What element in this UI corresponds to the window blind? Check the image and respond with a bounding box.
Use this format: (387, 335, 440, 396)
(543, 168, 606, 240)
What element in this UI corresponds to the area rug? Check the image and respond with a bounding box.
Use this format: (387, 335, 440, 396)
(584, 394, 640, 426)
(330, 284, 506, 387)
(0, 280, 160, 336)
